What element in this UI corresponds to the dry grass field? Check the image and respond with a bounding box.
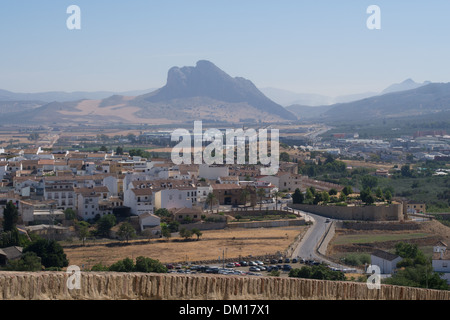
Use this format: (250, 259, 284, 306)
(63, 226, 307, 269)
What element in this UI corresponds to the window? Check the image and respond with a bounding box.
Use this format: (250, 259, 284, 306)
(443, 262, 448, 268)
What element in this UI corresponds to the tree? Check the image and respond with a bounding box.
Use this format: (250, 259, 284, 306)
(360, 175, 378, 190)
(74, 220, 90, 246)
(161, 224, 172, 240)
(99, 145, 108, 152)
(179, 227, 193, 241)
(206, 192, 217, 212)
(115, 146, 124, 155)
(305, 188, 314, 204)
(384, 190, 392, 202)
(154, 208, 171, 218)
(292, 188, 304, 204)
(191, 228, 202, 240)
(240, 189, 250, 206)
(375, 187, 383, 199)
(2, 201, 18, 232)
(134, 256, 167, 273)
(24, 239, 68, 269)
(96, 214, 116, 238)
(342, 186, 353, 196)
(64, 208, 77, 221)
(280, 152, 290, 162)
(321, 191, 330, 203)
(329, 188, 338, 196)
(274, 191, 283, 211)
(117, 222, 136, 243)
(108, 257, 134, 272)
(5, 252, 42, 271)
(360, 187, 375, 205)
(257, 188, 266, 210)
(401, 165, 412, 178)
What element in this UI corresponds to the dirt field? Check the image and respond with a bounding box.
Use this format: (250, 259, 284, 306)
(328, 220, 450, 259)
(63, 226, 307, 269)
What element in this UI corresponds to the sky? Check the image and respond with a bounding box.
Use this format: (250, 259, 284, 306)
(1, 0, 450, 97)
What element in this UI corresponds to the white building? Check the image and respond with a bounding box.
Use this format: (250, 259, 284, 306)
(75, 186, 110, 220)
(198, 164, 228, 180)
(123, 187, 154, 216)
(432, 241, 450, 284)
(138, 213, 161, 232)
(153, 188, 195, 211)
(370, 249, 402, 274)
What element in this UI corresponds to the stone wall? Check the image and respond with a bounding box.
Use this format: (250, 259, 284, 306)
(0, 271, 449, 300)
(228, 219, 305, 229)
(290, 203, 403, 221)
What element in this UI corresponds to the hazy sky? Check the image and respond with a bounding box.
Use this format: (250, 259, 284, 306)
(1, 1, 450, 97)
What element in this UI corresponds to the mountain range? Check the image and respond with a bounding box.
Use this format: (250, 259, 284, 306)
(264, 78, 431, 107)
(0, 61, 449, 126)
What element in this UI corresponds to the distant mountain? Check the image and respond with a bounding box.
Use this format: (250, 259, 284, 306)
(285, 104, 333, 120)
(0, 61, 296, 125)
(0, 88, 155, 103)
(381, 78, 430, 94)
(319, 82, 450, 123)
(260, 87, 333, 107)
(267, 79, 430, 107)
(138, 60, 295, 120)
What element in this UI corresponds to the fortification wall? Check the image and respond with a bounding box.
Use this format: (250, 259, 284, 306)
(290, 203, 403, 221)
(0, 271, 448, 300)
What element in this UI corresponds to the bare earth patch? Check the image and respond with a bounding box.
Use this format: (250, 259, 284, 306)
(63, 226, 307, 268)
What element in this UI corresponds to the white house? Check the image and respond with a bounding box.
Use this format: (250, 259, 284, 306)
(153, 188, 195, 211)
(370, 249, 402, 274)
(44, 182, 76, 211)
(138, 213, 161, 232)
(123, 187, 154, 216)
(74, 186, 110, 220)
(432, 241, 450, 284)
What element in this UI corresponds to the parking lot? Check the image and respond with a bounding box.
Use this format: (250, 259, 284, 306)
(166, 257, 345, 277)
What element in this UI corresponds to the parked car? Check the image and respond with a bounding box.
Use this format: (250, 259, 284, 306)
(166, 264, 174, 269)
(325, 218, 331, 223)
(255, 260, 264, 265)
(259, 266, 267, 271)
(278, 259, 283, 264)
(233, 262, 241, 267)
(282, 264, 292, 271)
(249, 266, 261, 272)
(240, 261, 248, 266)
(270, 259, 278, 264)
(284, 258, 290, 263)
(226, 262, 235, 268)
(292, 258, 298, 263)
(249, 261, 257, 266)
(175, 264, 182, 269)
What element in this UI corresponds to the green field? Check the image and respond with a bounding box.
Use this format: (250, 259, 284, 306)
(333, 232, 431, 245)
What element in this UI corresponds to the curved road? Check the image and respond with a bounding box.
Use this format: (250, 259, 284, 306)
(290, 209, 356, 271)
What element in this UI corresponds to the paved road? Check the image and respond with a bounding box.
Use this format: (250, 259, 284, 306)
(290, 209, 357, 271)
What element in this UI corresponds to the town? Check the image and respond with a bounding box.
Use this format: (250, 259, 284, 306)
(0, 124, 449, 292)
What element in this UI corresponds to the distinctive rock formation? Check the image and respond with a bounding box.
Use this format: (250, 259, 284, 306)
(0, 272, 448, 300)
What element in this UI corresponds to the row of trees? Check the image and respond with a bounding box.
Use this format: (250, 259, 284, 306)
(91, 256, 167, 273)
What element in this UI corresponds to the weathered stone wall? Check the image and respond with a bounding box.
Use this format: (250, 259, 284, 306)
(0, 271, 448, 300)
(291, 203, 403, 221)
(228, 219, 305, 229)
